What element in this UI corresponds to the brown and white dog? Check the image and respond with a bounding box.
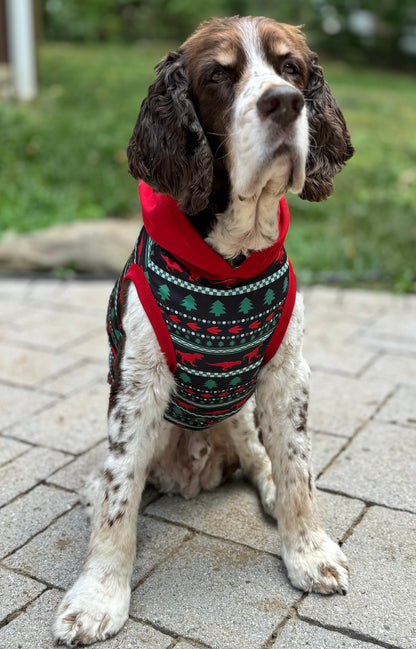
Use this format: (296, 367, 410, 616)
(54, 16, 353, 646)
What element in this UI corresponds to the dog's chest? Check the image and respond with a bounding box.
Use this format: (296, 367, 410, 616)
(117, 228, 292, 430)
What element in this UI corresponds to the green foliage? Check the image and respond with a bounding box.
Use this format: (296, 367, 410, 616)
(42, 0, 416, 69)
(0, 42, 163, 234)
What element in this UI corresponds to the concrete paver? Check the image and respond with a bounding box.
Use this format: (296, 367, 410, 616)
(3, 506, 191, 590)
(0, 383, 55, 430)
(0, 446, 72, 507)
(0, 436, 31, 466)
(146, 482, 363, 554)
(308, 370, 391, 438)
(131, 534, 300, 649)
(318, 420, 416, 511)
(0, 344, 79, 387)
(8, 383, 108, 453)
(0, 565, 45, 624)
(273, 619, 380, 648)
(0, 484, 77, 558)
(298, 507, 416, 649)
(0, 278, 414, 649)
(376, 385, 416, 428)
(361, 352, 416, 386)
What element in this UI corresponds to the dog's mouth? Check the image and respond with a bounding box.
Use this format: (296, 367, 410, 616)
(236, 142, 306, 201)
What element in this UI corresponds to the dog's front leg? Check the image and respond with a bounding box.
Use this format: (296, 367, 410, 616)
(54, 283, 174, 646)
(256, 295, 348, 595)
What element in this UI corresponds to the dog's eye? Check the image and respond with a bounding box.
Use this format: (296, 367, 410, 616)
(283, 62, 300, 76)
(208, 66, 233, 84)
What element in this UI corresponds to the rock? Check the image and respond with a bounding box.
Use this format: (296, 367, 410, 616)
(0, 218, 141, 276)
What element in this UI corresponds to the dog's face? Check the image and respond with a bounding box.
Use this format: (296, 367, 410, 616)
(127, 16, 353, 216)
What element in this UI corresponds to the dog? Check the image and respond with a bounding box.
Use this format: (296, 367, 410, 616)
(54, 15, 353, 646)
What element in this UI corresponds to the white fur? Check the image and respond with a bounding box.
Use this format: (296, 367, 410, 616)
(207, 20, 308, 261)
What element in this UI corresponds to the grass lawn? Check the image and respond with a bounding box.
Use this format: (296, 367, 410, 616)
(1, 42, 415, 290)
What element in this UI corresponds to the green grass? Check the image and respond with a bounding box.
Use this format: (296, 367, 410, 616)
(0, 43, 169, 231)
(1, 43, 415, 290)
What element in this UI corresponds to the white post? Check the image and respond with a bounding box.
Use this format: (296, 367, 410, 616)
(6, 0, 37, 100)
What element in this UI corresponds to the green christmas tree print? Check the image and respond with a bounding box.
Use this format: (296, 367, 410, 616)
(239, 297, 253, 314)
(179, 372, 191, 384)
(229, 376, 241, 386)
(204, 379, 217, 389)
(264, 288, 275, 305)
(283, 276, 289, 293)
(158, 284, 170, 301)
(182, 294, 197, 311)
(210, 299, 226, 317)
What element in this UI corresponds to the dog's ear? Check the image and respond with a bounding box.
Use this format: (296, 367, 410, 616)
(127, 51, 213, 215)
(300, 54, 354, 202)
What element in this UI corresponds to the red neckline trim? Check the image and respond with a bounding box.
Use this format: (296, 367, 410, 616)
(139, 181, 290, 282)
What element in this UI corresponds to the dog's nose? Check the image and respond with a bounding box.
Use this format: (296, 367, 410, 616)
(257, 86, 304, 126)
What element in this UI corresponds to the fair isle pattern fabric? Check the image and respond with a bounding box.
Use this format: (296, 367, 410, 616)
(107, 226, 293, 431)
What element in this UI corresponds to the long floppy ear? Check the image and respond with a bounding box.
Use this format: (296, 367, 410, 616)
(300, 54, 354, 202)
(127, 51, 213, 215)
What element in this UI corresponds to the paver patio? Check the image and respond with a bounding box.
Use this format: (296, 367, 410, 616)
(0, 278, 415, 648)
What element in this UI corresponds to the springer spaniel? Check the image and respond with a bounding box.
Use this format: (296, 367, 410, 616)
(55, 16, 353, 646)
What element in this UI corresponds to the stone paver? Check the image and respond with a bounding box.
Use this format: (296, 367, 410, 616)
(8, 383, 108, 453)
(0, 436, 31, 466)
(146, 481, 363, 554)
(0, 484, 77, 558)
(4, 507, 191, 590)
(0, 343, 79, 388)
(362, 351, 416, 387)
(131, 534, 301, 649)
(303, 335, 377, 376)
(47, 440, 108, 492)
(9, 306, 102, 351)
(311, 430, 349, 476)
(0, 279, 414, 649)
(318, 420, 416, 512)
(0, 565, 45, 624)
(356, 311, 416, 355)
(0, 446, 71, 507)
(43, 358, 105, 396)
(298, 507, 416, 649)
(0, 588, 174, 649)
(273, 619, 380, 648)
(308, 370, 391, 437)
(0, 383, 55, 430)
(376, 385, 416, 428)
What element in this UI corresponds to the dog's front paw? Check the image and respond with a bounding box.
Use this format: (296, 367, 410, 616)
(282, 529, 348, 595)
(54, 572, 130, 646)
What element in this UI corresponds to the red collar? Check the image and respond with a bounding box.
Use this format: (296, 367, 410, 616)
(139, 181, 290, 282)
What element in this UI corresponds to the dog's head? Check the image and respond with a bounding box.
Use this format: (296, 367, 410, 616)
(127, 16, 354, 215)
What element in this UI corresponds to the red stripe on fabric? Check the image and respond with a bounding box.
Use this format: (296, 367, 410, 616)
(124, 264, 177, 373)
(139, 181, 290, 283)
(262, 260, 297, 365)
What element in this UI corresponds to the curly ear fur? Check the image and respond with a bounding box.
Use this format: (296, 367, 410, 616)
(127, 51, 213, 215)
(300, 54, 354, 202)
